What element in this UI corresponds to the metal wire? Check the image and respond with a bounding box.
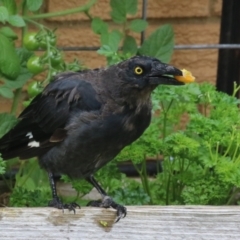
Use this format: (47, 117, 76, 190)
(57, 44, 240, 52)
(174, 44, 240, 50)
(140, 0, 147, 45)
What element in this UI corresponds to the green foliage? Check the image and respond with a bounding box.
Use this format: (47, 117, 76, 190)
(91, 17, 108, 35)
(0, 6, 9, 23)
(14, 159, 49, 190)
(0, 26, 18, 40)
(0, 154, 6, 174)
(0, 33, 21, 79)
(2, 0, 17, 15)
(8, 15, 25, 27)
(106, 164, 150, 205)
(112, 183, 150, 205)
(26, 0, 43, 12)
(10, 187, 51, 207)
(92, 0, 173, 65)
(129, 19, 148, 33)
(0, 0, 84, 106)
(61, 175, 93, 197)
(122, 35, 138, 55)
(1, 47, 34, 97)
(181, 178, 230, 205)
(110, 0, 138, 23)
(0, 113, 18, 138)
(0, 1, 25, 26)
(9, 159, 51, 207)
(117, 82, 240, 206)
(138, 24, 174, 63)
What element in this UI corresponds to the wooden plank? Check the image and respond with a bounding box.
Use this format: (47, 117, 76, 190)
(0, 206, 240, 239)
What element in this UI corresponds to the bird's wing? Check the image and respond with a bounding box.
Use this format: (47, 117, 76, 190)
(0, 72, 102, 159)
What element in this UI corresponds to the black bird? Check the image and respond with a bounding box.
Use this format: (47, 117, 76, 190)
(0, 56, 183, 222)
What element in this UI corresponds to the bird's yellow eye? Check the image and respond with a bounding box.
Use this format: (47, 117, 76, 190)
(134, 66, 143, 75)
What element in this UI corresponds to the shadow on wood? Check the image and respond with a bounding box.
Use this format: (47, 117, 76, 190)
(0, 206, 240, 239)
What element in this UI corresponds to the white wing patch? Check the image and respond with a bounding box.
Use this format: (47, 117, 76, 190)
(26, 132, 33, 139)
(28, 141, 40, 148)
(26, 132, 40, 147)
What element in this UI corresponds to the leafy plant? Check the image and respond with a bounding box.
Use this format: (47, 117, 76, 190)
(116, 82, 240, 205)
(91, 0, 174, 65)
(0, 154, 5, 174)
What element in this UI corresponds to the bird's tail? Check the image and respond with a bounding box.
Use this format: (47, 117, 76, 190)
(0, 120, 39, 160)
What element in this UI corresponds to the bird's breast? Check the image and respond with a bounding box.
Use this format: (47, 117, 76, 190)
(120, 104, 152, 143)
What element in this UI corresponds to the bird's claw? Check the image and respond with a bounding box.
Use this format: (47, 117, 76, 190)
(115, 205, 127, 223)
(48, 197, 80, 213)
(63, 202, 81, 213)
(87, 195, 127, 222)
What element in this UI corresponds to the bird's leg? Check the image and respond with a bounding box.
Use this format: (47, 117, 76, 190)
(86, 175, 127, 222)
(47, 171, 80, 213)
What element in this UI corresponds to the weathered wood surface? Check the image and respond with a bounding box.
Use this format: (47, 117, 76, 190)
(1, 206, 240, 239)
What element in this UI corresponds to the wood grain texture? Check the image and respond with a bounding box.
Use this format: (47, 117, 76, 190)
(0, 206, 240, 239)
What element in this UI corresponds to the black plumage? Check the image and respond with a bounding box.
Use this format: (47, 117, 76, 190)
(0, 56, 183, 222)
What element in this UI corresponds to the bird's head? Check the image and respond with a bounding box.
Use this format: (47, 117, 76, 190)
(115, 56, 185, 89)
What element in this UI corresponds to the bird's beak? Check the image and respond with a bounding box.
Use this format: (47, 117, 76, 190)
(149, 62, 185, 86)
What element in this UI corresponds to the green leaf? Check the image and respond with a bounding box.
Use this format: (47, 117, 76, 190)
(97, 45, 113, 57)
(2, 0, 16, 15)
(110, 0, 125, 23)
(0, 86, 13, 98)
(122, 35, 138, 55)
(3, 68, 33, 89)
(0, 26, 18, 40)
(8, 15, 26, 27)
(126, 0, 138, 15)
(110, 9, 125, 23)
(0, 156, 6, 175)
(61, 175, 92, 195)
(99, 30, 122, 52)
(16, 47, 34, 66)
(91, 17, 108, 35)
(26, 0, 43, 12)
(110, 0, 137, 23)
(0, 6, 9, 23)
(3, 48, 33, 88)
(108, 30, 122, 52)
(100, 32, 109, 46)
(129, 19, 148, 33)
(0, 113, 18, 138)
(138, 24, 175, 63)
(0, 33, 21, 79)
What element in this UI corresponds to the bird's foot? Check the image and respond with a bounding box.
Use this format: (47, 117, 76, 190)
(48, 197, 80, 213)
(87, 196, 127, 222)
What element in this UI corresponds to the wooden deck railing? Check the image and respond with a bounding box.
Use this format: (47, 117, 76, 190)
(1, 206, 240, 239)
